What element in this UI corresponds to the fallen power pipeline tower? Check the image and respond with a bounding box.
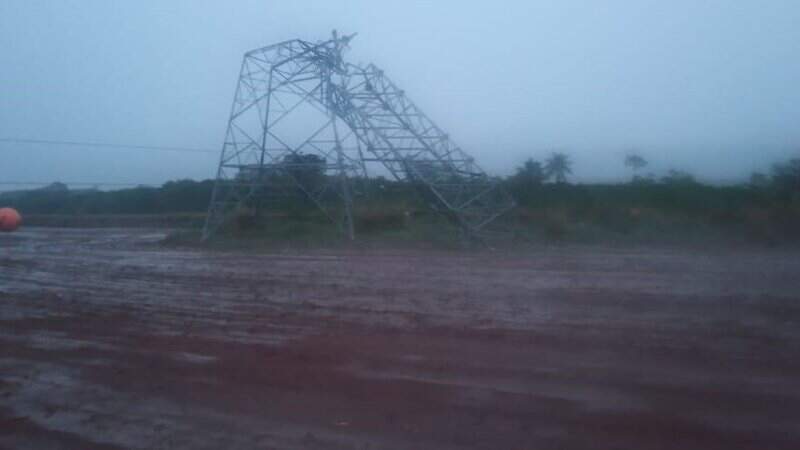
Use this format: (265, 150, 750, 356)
(204, 31, 515, 240)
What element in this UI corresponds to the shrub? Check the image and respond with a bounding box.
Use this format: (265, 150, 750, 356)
(544, 210, 569, 240)
(356, 210, 407, 233)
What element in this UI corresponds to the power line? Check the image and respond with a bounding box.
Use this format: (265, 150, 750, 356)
(0, 182, 160, 194)
(0, 137, 217, 154)
(0, 181, 159, 187)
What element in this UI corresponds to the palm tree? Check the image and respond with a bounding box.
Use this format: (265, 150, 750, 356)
(513, 158, 545, 186)
(544, 152, 572, 184)
(624, 154, 648, 173)
(624, 153, 648, 183)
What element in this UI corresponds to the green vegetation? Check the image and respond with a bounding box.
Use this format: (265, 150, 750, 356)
(3, 156, 799, 245)
(543, 152, 573, 184)
(502, 156, 800, 245)
(0, 180, 214, 215)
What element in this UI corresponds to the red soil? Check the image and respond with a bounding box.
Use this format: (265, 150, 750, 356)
(1, 228, 799, 449)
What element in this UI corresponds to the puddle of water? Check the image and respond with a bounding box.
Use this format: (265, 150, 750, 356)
(174, 352, 218, 365)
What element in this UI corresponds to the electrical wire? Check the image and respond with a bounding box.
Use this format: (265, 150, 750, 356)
(0, 137, 215, 189)
(0, 181, 158, 187)
(0, 137, 217, 154)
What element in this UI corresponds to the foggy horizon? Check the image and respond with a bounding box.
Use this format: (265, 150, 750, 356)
(2, 0, 799, 190)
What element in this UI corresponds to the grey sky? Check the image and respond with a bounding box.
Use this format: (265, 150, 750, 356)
(1, 0, 798, 188)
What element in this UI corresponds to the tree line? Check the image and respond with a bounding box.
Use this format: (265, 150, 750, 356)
(2, 154, 799, 240)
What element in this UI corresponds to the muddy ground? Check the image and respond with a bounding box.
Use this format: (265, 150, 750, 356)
(1, 228, 799, 449)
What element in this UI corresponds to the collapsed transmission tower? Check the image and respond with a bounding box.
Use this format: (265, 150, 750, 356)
(204, 31, 515, 240)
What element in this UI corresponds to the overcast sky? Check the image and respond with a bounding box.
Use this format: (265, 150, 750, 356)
(1, 0, 798, 189)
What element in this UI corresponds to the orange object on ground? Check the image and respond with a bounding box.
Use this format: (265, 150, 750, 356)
(0, 208, 22, 232)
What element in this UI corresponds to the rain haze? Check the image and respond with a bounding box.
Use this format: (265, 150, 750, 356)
(5, 3, 800, 449)
(1, 0, 799, 188)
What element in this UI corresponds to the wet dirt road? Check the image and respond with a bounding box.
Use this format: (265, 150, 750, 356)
(2, 228, 800, 449)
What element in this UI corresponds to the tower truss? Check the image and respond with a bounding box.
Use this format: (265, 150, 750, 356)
(204, 32, 515, 240)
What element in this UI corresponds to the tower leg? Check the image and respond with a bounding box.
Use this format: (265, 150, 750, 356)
(331, 113, 355, 241)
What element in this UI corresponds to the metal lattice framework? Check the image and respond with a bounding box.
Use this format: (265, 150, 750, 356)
(204, 32, 515, 240)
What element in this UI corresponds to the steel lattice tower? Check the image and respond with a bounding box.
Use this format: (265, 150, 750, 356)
(204, 32, 515, 240)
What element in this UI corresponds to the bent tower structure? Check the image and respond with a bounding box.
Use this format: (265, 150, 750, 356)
(204, 32, 514, 240)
